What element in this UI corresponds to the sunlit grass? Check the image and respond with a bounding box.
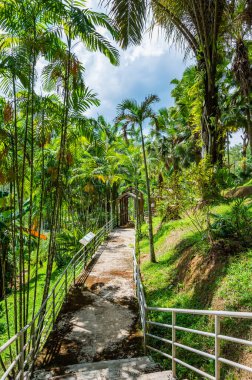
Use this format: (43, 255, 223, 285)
(140, 208, 252, 380)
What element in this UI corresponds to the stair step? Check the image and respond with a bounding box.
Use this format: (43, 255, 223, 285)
(33, 356, 174, 379)
(138, 371, 174, 379)
(51, 370, 174, 379)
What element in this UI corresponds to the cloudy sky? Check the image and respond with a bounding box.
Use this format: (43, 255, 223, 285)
(74, 1, 240, 144)
(76, 1, 191, 122)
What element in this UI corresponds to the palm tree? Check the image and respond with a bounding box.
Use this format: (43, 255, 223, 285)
(116, 95, 160, 263)
(227, 1, 252, 152)
(105, 0, 227, 165)
(38, 0, 120, 308)
(0, 0, 120, 348)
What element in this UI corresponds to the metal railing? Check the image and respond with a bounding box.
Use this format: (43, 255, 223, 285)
(0, 218, 116, 380)
(132, 246, 252, 380)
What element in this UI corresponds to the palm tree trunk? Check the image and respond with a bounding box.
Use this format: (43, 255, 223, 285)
(139, 122, 156, 263)
(32, 102, 45, 320)
(245, 107, 252, 154)
(201, 64, 223, 166)
(12, 74, 18, 341)
(41, 29, 72, 312)
(26, 17, 37, 326)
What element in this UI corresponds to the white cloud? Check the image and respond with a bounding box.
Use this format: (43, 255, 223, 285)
(74, 0, 194, 121)
(75, 34, 191, 121)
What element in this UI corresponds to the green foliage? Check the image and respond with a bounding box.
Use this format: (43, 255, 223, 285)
(140, 215, 252, 379)
(55, 228, 83, 268)
(210, 198, 252, 243)
(0, 1, 251, 378)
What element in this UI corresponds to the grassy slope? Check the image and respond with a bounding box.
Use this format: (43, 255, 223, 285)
(0, 262, 65, 346)
(140, 207, 252, 380)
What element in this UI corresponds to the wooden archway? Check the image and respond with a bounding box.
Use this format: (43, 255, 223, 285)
(116, 187, 144, 226)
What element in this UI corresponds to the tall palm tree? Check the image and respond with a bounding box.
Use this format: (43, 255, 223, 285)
(116, 94, 160, 263)
(227, 1, 252, 152)
(105, 0, 226, 165)
(38, 0, 120, 308)
(0, 0, 120, 346)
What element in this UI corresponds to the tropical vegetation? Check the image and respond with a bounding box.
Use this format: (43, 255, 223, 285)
(0, 0, 251, 379)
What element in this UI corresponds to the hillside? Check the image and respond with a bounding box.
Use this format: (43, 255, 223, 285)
(140, 205, 252, 380)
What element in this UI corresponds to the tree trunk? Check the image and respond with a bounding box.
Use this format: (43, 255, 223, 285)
(139, 122, 156, 263)
(199, 58, 223, 166)
(245, 107, 252, 154)
(241, 129, 249, 173)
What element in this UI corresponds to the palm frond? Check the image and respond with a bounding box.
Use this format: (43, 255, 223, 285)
(102, 0, 148, 49)
(141, 94, 160, 110)
(70, 7, 120, 65)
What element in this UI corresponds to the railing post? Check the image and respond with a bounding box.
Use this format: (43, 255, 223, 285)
(19, 330, 25, 380)
(65, 270, 68, 297)
(31, 320, 36, 373)
(172, 311, 176, 378)
(84, 246, 87, 269)
(53, 288, 55, 325)
(143, 305, 147, 354)
(93, 235, 96, 251)
(215, 315, 221, 380)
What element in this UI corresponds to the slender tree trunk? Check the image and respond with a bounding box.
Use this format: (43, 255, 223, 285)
(32, 102, 45, 320)
(110, 186, 113, 223)
(135, 183, 140, 265)
(201, 67, 223, 166)
(245, 107, 252, 154)
(227, 132, 230, 173)
(26, 17, 37, 326)
(12, 75, 18, 341)
(41, 30, 72, 311)
(139, 122, 156, 263)
(241, 129, 249, 173)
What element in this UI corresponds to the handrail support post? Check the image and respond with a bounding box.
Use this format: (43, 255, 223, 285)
(19, 330, 25, 380)
(172, 311, 176, 378)
(215, 315, 221, 380)
(143, 305, 147, 354)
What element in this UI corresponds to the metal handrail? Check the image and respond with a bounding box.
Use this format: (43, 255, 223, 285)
(132, 245, 252, 380)
(0, 218, 116, 380)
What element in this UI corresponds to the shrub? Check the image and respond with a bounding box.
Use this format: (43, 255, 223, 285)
(55, 228, 82, 268)
(210, 198, 252, 244)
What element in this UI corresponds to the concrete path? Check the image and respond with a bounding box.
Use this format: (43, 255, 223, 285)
(36, 228, 144, 374)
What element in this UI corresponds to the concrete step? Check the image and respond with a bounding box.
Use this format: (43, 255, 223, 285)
(33, 356, 174, 379)
(138, 371, 174, 379)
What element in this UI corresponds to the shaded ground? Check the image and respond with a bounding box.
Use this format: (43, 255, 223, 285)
(225, 185, 252, 198)
(36, 228, 143, 375)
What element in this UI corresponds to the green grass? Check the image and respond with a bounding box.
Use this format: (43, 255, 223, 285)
(0, 252, 85, 375)
(242, 178, 252, 187)
(0, 262, 65, 346)
(140, 210, 252, 380)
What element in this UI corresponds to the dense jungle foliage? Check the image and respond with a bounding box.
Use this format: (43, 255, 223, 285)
(0, 0, 251, 378)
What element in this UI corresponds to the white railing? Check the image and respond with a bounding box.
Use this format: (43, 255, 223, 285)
(0, 218, 116, 380)
(133, 247, 252, 380)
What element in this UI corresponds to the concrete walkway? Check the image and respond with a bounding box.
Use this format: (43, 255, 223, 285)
(35, 228, 144, 375)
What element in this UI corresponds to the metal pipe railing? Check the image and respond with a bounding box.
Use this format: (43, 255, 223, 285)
(0, 218, 115, 380)
(132, 245, 252, 380)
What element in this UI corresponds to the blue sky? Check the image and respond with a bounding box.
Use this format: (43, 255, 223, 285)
(77, 1, 241, 145)
(77, 33, 189, 122)
(80, 1, 190, 122)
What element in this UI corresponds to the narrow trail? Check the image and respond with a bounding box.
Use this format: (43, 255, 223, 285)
(35, 228, 144, 377)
